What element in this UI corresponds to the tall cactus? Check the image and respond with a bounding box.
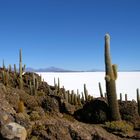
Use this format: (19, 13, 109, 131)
(19, 49, 23, 89)
(104, 34, 121, 121)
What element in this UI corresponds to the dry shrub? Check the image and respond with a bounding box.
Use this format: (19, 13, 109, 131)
(105, 121, 133, 134)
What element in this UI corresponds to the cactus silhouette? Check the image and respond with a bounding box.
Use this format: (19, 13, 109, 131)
(104, 34, 121, 121)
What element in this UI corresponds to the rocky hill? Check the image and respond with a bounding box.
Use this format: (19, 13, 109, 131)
(0, 68, 140, 140)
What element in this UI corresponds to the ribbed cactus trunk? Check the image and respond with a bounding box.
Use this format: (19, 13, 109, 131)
(104, 34, 121, 121)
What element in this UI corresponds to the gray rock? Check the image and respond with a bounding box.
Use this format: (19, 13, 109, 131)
(1, 122, 27, 140)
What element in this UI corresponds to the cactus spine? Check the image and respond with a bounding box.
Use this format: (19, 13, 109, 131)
(104, 34, 121, 121)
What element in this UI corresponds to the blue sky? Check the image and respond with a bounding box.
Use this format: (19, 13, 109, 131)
(0, 0, 140, 71)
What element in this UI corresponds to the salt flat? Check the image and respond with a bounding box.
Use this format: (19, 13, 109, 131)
(37, 72, 140, 101)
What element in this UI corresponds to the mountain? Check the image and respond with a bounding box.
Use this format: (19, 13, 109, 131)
(26, 66, 75, 72)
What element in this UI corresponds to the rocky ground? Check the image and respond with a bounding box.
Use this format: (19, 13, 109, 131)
(0, 69, 140, 140)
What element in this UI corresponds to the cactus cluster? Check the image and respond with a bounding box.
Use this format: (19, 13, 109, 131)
(30, 73, 39, 95)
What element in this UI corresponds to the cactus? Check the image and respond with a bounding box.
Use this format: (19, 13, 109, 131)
(19, 49, 22, 75)
(14, 64, 17, 73)
(54, 77, 56, 87)
(64, 91, 69, 102)
(84, 84, 88, 101)
(57, 78, 60, 93)
(81, 92, 85, 103)
(125, 94, 127, 101)
(19, 49, 23, 89)
(68, 90, 71, 103)
(18, 100, 25, 113)
(29, 73, 38, 95)
(22, 64, 26, 73)
(104, 92, 107, 99)
(74, 93, 78, 105)
(2, 70, 9, 86)
(76, 89, 82, 105)
(8, 64, 12, 72)
(71, 90, 74, 104)
(99, 82, 103, 97)
(32, 73, 37, 95)
(2, 59, 5, 70)
(104, 34, 121, 121)
(120, 93, 122, 102)
(136, 88, 140, 115)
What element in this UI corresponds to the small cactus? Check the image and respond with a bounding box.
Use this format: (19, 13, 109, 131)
(84, 84, 88, 101)
(18, 100, 25, 113)
(57, 78, 60, 93)
(99, 82, 103, 97)
(125, 94, 127, 102)
(120, 93, 122, 102)
(8, 64, 12, 72)
(81, 92, 85, 103)
(2, 59, 5, 70)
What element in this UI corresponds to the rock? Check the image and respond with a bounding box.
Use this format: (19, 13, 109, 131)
(1, 122, 27, 140)
(30, 114, 121, 140)
(0, 86, 16, 128)
(74, 98, 110, 123)
(42, 95, 60, 112)
(61, 100, 76, 115)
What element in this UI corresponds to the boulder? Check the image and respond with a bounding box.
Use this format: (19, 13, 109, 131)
(1, 122, 27, 140)
(74, 98, 110, 123)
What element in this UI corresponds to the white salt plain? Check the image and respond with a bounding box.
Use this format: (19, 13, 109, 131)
(37, 72, 140, 101)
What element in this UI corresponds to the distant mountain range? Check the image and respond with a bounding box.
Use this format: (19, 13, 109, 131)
(25, 66, 140, 72)
(25, 66, 104, 72)
(26, 66, 77, 72)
